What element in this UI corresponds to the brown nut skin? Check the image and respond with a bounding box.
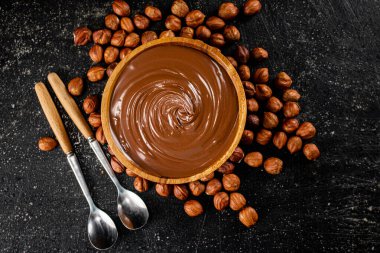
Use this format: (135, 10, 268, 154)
(87, 66, 105, 82)
(244, 152, 263, 168)
(184, 200, 203, 217)
(205, 178, 222, 195)
(229, 146, 245, 163)
(185, 10, 205, 28)
(251, 47, 268, 61)
(38, 137, 58, 151)
(222, 174, 240, 192)
(120, 17, 134, 33)
(105, 14, 120, 31)
(155, 183, 172, 197)
(141, 31, 157, 44)
(171, 0, 190, 18)
(110, 156, 125, 173)
(67, 77, 84, 96)
(73, 27, 92, 46)
(247, 114, 260, 129)
(227, 56, 238, 68)
(217, 161, 235, 174)
(243, 0, 262, 16)
(174, 184, 189, 200)
(264, 157, 283, 175)
(134, 177, 149, 192)
(275, 72, 293, 90)
(239, 206, 259, 227)
(196, 26, 211, 41)
(247, 98, 259, 112)
(240, 129, 254, 146)
(188, 181, 205, 196)
(119, 48, 132, 60)
(165, 15, 182, 32)
(106, 62, 118, 77)
(235, 45, 250, 64)
(210, 33, 225, 47)
(180, 27, 194, 38)
(255, 84, 272, 101)
(253, 68, 269, 83)
(230, 192, 246, 211)
(287, 136, 303, 154)
(238, 65, 251, 81)
(107, 145, 115, 156)
(111, 30, 126, 47)
(95, 126, 107, 145)
(266, 97, 283, 113)
(88, 112, 101, 128)
(144, 6, 162, 21)
(206, 16, 226, 30)
(159, 30, 176, 38)
(303, 143, 320, 160)
(200, 171, 215, 182)
(273, 131, 288, 149)
(92, 29, 112, 45)
(104, 46, 119, 64)
(112, 0, 130, 17)
(83, 95, 99, 114)
(126, 168, 137, 177)
(283, 102, 300, 118)
(263, 112, 279, 129)
(124, 32, 140, 48)
(133, 14, 150, 30)
(218, 2, 239, 20)
(283, 89, 301, 102)
(256, 129, 272, 145)
(282, 118, 300, 133)
(214, 192, 229, 211)
(89, 44, 103, 63)
(243, 81, 256, 97)
(296, 122, 317, 140)
(224, 25, 240, 41)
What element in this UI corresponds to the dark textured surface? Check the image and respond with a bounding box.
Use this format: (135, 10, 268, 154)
(0, 0, 379, 252)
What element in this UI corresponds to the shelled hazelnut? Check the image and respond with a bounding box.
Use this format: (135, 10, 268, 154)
(214, 192, 229, 211)
(88, 112, 101, 128)
(106, 62, 118, 77)
(104, 46, 119, 64)
(83, 95, 99, 114)
(217, 162, 235, 174)
(165, 15, 182, 32)
(238, 65, 251, 81)
(247, 114, 260, 129)
(110, 30, 126, 47)
(283, 89, 301, 102)
(235, 45, 250, 64)
(87, 66, 105, 82)
(287, 136, 302, 154)
(144, 6, 162, 21)
(240, 129, 254, 145)
(38, 137, 58, 151)
(224, 25, 240, 41)
(283, 102, 300, 118)
(133, 14, 150, 30)
(184, 200, 203, 217)
(244, 152, 263, 168)
(303, 144, 320, 160)
(282, 118, 299, 133)
(243, 81, 256, 97)
(247, 98, 259, 112)
(264, 157, 283, 175)
(112, 0, 130, 17)
(180, 27, 194, 38)
(239, 206, 258, 227)
(120, 17, 134, 33)
(229, 146, 244, 163)
(124, 33, 140, 48)
(160, 30, 176, 38)
(155, 183, 172, 197)
(253, 68, 269, 83)
(218, 2, 239, 20)
(185, 10, 205, 28)
(243, 0, 262, 16)
(256, 129, 272, 145)
(189, 181, 205, 196)
(200, 172, 214, 182)
(92, 29, 112, 45)
(275, 72, 293, 90)
(266, 97, 283, 113)
(67, 77, 84, 96)
(227, 56, 238, 68)
(230, 192, 246, 211)
(210, 33, 225, 47)
(110, 156, 124, 173)
(171, 0, 190, 18)
(263, 112, 279, 129)
(174, 184, 189, 200)
(119, 48, 132, 60)
(251, 47, 268, 61)
(141, 31, 157, 44)
(95, 126, 107, 145)
(73, 27, 92, 46)
(134, 177, 149, 192)
(206, 16, 226, 30)
(196, 26, 211, 41)
(206, 178, 222, 195)
(255, 84, 272, 100)
(272, 131, 288, 149)
(89, 44, 103, 63)
(222, 174, 240, 192)
(296, 122, 316, 140)
(125, 168, 137, 177)
(105, 14, 120, 31)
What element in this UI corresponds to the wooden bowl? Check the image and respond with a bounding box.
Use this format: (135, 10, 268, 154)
(101, 37, 246, 184)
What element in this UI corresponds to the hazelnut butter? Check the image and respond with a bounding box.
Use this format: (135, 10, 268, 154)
(110, 44, 239, 178)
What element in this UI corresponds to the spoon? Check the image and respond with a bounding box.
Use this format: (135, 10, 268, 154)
(35, 82, 118, 249)
(47, 72, 149, 229)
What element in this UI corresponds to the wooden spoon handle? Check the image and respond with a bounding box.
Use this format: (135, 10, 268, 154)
(47, 72, 94, 139)
(35, 82, 73, 154)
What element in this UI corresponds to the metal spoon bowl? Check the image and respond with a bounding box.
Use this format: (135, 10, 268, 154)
(117, 189, 149, 230)
(88, 208, 118, 250)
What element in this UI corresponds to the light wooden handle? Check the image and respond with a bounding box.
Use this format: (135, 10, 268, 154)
(47, 72, 94, 139)
(35, 82, 73, 154)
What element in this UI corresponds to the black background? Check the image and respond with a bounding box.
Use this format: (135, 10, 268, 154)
(0, 0, 379, 252)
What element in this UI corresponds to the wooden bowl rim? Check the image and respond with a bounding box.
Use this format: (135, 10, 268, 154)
(101, 37, 246, 184)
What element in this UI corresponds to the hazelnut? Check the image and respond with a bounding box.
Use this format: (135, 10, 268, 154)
(188, 181, 205, 196)
(256, 129, 272, 145)
(266, 97, 283, 113)
(88, 112, 101, 128)
(95, 126, 107, 145)
(263, 112, 279, 129)
(283, 102, 300, 118)
(275, 72, 293, 90)
(282, 118, 299, 133)
(238, 65, 250, 81)
(222, 174, 240, 192)
(230, 192, 246, 211)
(303, 143, 320, 160)
(160, 30, 176, 38)
(165, 15, 182, 32)
(227, 56, 238, 68)
(120, 17, 134, 33)
(223, 25, 240, 41)
(89, 44, 103, 63)
(239, 206, 258, 227)
(214, 192, 229, 211)
(126, 168, 137, 177)
(185, 10, 205, 28)
(287, 136, 302, 154)
(184, 200, 203, 217)
(106, 62, 118, 77)
(133, 14, 150, 30)
(205, 178, 222, 195)
(200, 172, 215, 182)
(253, 68, 269, 83)
(112, 0, 130, 17)
(244, 152, 263, 168)
(234, 45, 250, 64)
(110, 30, 126, 47)
(141, 31, 157, 44)
(264, 157, 283, 175)
(229, 146, 244, 163)
(83, 95, 99, 114)
(247, 98, 259, 112)
(251, 47, 268, 61)
(243, 0, 262, 16)
(73, 27, 92, 46)
(144, 6, 162, 21)
(108, 146, 115, 156)
(104, 46, 119, 64)
(196, 26, 211, 41)
(217, 161, 235, 174)
(171, 0, 190, 18)
(67, 77, 84, 96)
(243, 81, 255, 97)
(124, 33, 140, 48)
(134, 177, 149, 192)
(110, 156, 124, 173)
(119, 47, 132, 60)
(296, 122, 316, 140)
(92, 29, 112, 45)
(210, 33, 225, 47)
(283, 89, 301, 102)
(240, 129, 254, 145)
(174, 184, 189, 200)
(247, 114, 260, 129)
(218, 2, 239, 20)
(105, 14, 120, 31)
(155, 183, 172, 197)
(255, 84, 272, 100)
(180, 27, 194, 38)
(206, 16, 226, 30)
(87, 66, 105, 82)
(273, 131, 288, 149)
(38, 137, 58, 151)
